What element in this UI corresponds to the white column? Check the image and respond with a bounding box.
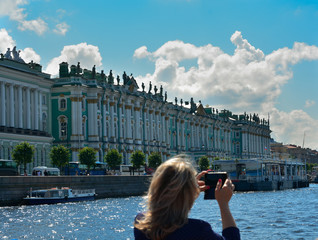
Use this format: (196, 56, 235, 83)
(26, 88, 31, 129)
(103, 100, 107, 138)
(135, 107, 141, 140)
(78, 97, 82, 136)
(165, 116, 169, 146)
(110, 101, 115, 138)
(149, 110, 154, 141)
(125, 105, 132, 139)
(1, 82, 6, 126)
(39, 91, 42, 130)
(34, 90, 39, 130)
(161, 113, 166, 143)
(9, 84, 14, 127)
(18, 86, 23, 128)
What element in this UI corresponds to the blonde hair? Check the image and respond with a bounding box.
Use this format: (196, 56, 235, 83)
(134, 155, 199, 240)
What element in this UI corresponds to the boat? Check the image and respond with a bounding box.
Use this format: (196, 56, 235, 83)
(213, 158, 309, 191)
(23, 187, 96, 205)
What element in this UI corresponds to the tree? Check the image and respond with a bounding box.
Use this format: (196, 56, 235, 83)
(130, 150, 146, 175)
(105, 149, 122, 171)
(50, 145, 70, 173)
(79, 147, 97, 174)
(148, 152, 162, 169)
(198, 156, 210, 171)
(12, 142, 35, 173)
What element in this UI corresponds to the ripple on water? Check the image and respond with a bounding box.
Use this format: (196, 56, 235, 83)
(1, 186, 318, 239)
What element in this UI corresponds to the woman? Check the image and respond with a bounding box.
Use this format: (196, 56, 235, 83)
(134, 155, 240, 240)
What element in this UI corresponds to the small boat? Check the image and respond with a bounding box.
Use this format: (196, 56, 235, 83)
(23, 187, 96, 205)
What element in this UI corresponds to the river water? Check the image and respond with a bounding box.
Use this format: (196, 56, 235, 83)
(1, 184, 318, 240)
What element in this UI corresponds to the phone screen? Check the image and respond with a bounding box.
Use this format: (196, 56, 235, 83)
(204, 172, 228, 200)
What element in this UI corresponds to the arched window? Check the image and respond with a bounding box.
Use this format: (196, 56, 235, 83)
(59, 98, 66, 110)
(106, 122, 109, 138)
(58, 116, 68, 139)
(8, 147, 11, 160)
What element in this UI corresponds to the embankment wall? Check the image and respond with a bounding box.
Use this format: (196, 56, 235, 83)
(0, 175, 151, 206)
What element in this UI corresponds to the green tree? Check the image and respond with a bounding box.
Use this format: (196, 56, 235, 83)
(198, 156, 210, 171)
(148, 152, 162, 169)
(12, 142, 35, 173)
(79, 147, 97, 174)
(105, 149, 122, 171)
(130, 150, 146, 175)
(50, 145, 70, 173)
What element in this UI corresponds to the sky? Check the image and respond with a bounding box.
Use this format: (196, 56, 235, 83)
(0, 0, 317, 150)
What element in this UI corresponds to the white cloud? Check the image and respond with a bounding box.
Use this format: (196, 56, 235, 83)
(53, 22, 70, 36)
(45, 43, 103, 76)
(270, 108, 318, 150)
(19, 47, 40, 63)
(18, 18, 48, 35)
(0, 0, 48, 35)
(0, 0, 68, 36)
(133, 46, 151, 59)
(0, 28, 16, 53)
(134, 31, 318, 149)
(305, 100, 315, 108)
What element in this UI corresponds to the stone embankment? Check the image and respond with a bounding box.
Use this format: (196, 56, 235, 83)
(0, 175, 151, 206)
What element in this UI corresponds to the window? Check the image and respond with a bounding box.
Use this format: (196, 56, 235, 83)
(42, 94, 46, 105)
(59, 98, 66, 110)
(42, 113, 47, 132)
(61, 122, 67, 137)
(106, 101, 109, 112)
(58, 116, 68, 139)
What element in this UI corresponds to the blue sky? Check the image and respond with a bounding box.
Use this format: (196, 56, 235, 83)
(0, 0, 317, 150)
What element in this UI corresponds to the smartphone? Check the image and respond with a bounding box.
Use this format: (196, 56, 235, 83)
(204, 172, 228, 200)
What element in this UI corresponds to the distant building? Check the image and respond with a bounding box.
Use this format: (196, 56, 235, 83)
(0, 48, 272, 173)
(0, 48, 54, 172)
(51, 62, 271, 164)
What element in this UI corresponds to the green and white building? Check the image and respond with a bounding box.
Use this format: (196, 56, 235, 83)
(0, 48, 271, 172)
(51, 62, 271, 164)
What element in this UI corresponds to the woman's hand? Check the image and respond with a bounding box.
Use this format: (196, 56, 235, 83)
(196, 171, 210, 192)
(215, 178, 235, 206)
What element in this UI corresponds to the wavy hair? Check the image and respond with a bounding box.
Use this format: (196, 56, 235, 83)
(134, 155, 199, 240)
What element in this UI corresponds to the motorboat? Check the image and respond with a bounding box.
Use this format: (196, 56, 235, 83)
(23, 187, 96, 205)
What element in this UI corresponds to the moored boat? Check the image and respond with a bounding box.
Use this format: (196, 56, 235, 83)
(213, 158, 309, 191)
(23, 187, 96, 205)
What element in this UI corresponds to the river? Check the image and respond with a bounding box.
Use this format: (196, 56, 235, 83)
(1, 184, 318, 239)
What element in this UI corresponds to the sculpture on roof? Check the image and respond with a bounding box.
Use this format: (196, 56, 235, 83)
(108, 70, 114, 84)
(164, 91, 167, 102)
(154, 86, 158, 94)
(142, 82, 145, 92)
(117, 75, 120, 85)
(123, 71, 128, 85)
(92, 65, 96, 79)
(4, 48, 12, 59)
(76, 62, 82, 75)
(190, 98, 197, 113)
(180, 99, 183, 106)
(101, 70, 106, 81)
(148, 81, 152, 93)
(175, 97, 178, 105)
(160, 85, 163, 97)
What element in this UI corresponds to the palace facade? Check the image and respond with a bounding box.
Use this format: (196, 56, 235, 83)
(0, 48, 271, 172)
(0, 48, 53, 172)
